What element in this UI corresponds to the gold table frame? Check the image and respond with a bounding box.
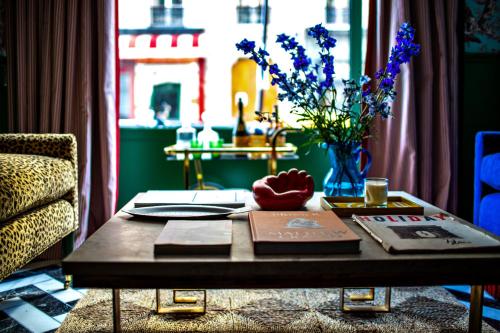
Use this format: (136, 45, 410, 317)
(164, 143, 298, 189)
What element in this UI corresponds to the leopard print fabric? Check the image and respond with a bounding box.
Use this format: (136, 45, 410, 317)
(0, 154, 75, 221)
(0, 133, 77, 163)
(0, 134, 79, 280)
(0, 133, 78, 229)
(0, 199, 74, 280)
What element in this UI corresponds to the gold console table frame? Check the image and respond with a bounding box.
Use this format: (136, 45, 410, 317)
(164, 143, 298, 189)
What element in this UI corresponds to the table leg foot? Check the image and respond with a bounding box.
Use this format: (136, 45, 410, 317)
(469, 285, 484, 333)
(340, 287, 391, 312)
(156, 289, 206, 314)
(113, 289, 121, 333)
(64, 275, 72, 289)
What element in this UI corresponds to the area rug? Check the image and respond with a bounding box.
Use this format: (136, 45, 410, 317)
(57, 287, 496, 332)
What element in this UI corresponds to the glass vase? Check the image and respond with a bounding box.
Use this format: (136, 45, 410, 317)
(323, 142, 372, 197)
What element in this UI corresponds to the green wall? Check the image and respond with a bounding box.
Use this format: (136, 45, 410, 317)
(117, 128, 330, 208)
(457, 54, 500, 221)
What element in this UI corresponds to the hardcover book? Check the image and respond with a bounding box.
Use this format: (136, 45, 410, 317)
(352, 214, 500, 254)
(135, 190, 249, 208)
(249, 211, 361, 255)
(154, 220, 232, 255)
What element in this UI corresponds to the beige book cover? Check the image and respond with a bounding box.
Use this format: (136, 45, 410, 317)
(249, 211, 361, 254)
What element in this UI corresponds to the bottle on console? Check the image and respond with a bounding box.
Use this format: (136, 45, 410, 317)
(233, 97, 250, 147)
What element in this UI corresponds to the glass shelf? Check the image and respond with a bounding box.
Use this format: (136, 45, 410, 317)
(163, 143, 299, 189)
(163, 143, 297, 155)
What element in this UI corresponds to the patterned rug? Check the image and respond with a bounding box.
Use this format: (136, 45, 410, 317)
(57, 287, 497, 332)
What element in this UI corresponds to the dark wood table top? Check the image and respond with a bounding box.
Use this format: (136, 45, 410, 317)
(63, 191, 500, 289)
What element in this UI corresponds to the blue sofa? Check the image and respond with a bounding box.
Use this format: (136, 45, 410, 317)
(474, 132, 500, 232)
(474, 131, 500, 298)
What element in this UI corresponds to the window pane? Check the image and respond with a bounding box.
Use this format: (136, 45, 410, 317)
(118, 0, 368, 127)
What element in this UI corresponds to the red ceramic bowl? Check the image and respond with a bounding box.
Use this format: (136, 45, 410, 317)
(252, 168, 314, 210)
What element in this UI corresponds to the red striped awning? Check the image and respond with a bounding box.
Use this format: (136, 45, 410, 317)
(120, 33, 201, 49)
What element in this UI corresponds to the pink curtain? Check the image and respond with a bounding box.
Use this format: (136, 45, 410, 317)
(5, 0, 118, 247)
(365, 0, 459, 212)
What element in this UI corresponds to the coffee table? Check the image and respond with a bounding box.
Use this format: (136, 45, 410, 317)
(63, 191, 500, 333)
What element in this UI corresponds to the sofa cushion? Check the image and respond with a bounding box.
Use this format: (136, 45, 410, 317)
(481, 153, 500, 190)
(0, 199, 74, 280)
(0, 153, 76, 222)
(478, 193, 500, 236)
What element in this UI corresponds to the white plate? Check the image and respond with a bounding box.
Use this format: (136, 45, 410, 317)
(123, 205, 251, 219)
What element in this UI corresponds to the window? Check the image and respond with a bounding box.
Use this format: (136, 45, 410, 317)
(118, 0, 368, 127)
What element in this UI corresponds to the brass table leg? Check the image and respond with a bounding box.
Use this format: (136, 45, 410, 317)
(183, 151, 190, 190)
(64, 275, 72, 289)
(112, 289, 121, 333)
(194, 159, 205, 190)
(469, 285, 484, 333)
(347, 287, 375, 301)
(268, 157, 277, 175)
(340, 287, 391, 312)
(156, 289, 206, 314)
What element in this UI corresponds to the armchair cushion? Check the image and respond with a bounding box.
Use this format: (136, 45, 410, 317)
(478, 193, 500, 236)
(0, 133, 79, 281)
(480, 153, 500, 190)
(0, 199, 74, 280)
(0, 154, 76, 222)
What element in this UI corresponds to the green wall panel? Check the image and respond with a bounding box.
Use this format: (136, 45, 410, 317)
(117, 127, 330, 208)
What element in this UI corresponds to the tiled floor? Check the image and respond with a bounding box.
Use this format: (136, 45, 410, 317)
(0, 267, 86, 333)
(0, 266, 499, 332)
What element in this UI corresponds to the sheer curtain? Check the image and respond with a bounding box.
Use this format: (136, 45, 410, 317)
(365, 0, 459, 212)
(5, 0, 118, 247)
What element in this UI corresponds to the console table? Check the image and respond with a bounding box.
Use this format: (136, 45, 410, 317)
(163, 143, 298, 189)
(63, 191, 500, 332)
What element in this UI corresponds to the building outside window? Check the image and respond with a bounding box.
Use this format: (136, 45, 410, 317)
(118, 0, 368, 128)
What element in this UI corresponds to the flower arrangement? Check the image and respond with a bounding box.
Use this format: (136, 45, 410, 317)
(236, 22, 420, 147)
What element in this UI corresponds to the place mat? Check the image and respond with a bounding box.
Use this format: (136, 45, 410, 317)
(57, 287, 496, 332)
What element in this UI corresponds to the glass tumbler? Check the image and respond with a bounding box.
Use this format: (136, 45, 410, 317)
(364, 177, 388, 207)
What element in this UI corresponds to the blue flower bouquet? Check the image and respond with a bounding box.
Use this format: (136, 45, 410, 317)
(236, 23, 420, 196)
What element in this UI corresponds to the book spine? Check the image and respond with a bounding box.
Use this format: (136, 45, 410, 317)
(248, 212, 259, 243)
(353, 217, 384, 245)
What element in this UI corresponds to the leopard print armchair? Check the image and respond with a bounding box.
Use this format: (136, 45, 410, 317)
(0, 133, 79, 280)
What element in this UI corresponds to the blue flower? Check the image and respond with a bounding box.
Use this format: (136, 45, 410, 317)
(308, 23, 337, 50)
(235, 39, 255, 54)
(308, 24, 329, 40)
(359, 75, 371, 85)
(235, 22, 419, 146)
(380, 77, 394, 92)
(276, 33, 289, 43)
(278, 36, 299, 51)
(258, 48, 269, 58)
(397, 22, 416, 41)
(291, 46, 311, 71)
(306, 71, 317, 82)
(269, 64, 280, 75)
(322, 36, 337, 49)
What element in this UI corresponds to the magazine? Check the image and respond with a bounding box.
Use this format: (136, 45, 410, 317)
(352, 213, 500, 254)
